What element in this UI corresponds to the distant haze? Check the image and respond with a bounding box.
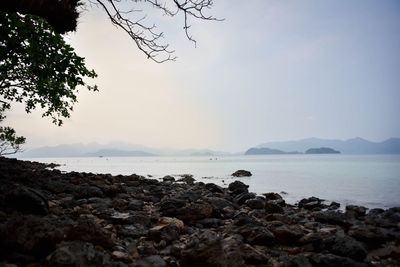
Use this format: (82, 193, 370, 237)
(6, 0, 400, 152)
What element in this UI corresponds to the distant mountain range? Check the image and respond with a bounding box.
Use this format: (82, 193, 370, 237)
(16, 137, 400, 158)
(252, 137, 400, 154)
(17, 142, 228, 158)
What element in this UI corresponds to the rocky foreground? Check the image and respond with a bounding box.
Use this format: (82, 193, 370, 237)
(0, 157, 399, 267)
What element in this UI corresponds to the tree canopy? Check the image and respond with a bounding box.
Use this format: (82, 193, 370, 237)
(0, 12, 97, 155)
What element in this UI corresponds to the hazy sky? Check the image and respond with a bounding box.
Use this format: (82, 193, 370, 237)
(6, 0, 400, 152)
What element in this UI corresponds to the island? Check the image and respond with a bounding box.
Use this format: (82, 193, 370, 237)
(305, 147, 340, 154)
(245, 147, 301, 155)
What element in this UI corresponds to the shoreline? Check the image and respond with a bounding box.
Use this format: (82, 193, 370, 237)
(0, 157, 399, 266)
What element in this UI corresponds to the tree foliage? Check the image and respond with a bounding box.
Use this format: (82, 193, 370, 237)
(0, 104, 25, 156)
(0, 12, 97, 126)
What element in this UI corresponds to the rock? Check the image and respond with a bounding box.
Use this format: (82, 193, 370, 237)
(128, 199, 144, 211)
(150, 224, 180, 243)
(298, 197, 325, 210)
(5, 187, 49, 215)
(263, 192, 283, 201)
(135, 255, 167, 267)
(246, 197, 265, 209)
(314, 211, 349, 226)
(348, 225, 388, 247)
(177, 174, 195, 184)
(180, 231, 244, 267)
(45, 241, 111, 267)
(239, 226, 275, 246)
(322, 234, 368, 261)
(240, 244, 269, 264)
(74, 185, 104, 199)
(205, 183, 224, 193)
(272, 225, 303, 244)
(159, 217, 185, 229)
(231, 170, 252, 177)
(328, 201, 340, 210)
(233, 192, 256, 205)
(169, 201, 213, 223)
(265, 201, 284, 214)
(197, 218, 221, 228)
(228, 180, 249, 194)
(163, 175, 175, 182)
(309, 253, 363, 267)
(346, 205, 367, 218)
(66, 215, 115, 248)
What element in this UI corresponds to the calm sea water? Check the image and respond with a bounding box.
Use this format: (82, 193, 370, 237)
(27, 154, 400, 209)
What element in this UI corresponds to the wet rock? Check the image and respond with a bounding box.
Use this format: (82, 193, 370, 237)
(231, 170, 252, 177)
(228, 180, 249, 194)
(246, 197, 265, 209)
(5, 187, 49, 215)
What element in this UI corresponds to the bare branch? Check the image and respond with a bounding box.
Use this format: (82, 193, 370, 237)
(92, 0, 221, 62)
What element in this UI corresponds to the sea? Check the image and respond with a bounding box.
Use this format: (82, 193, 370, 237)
(27, 154, 400, 209)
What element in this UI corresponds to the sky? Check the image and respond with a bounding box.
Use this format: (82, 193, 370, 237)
(6, 0, 400, 152)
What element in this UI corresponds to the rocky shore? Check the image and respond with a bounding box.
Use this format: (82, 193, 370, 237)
(0, 157, 399, 267)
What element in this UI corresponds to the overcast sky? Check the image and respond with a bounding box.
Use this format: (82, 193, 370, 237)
(7, 0, 400, 152)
